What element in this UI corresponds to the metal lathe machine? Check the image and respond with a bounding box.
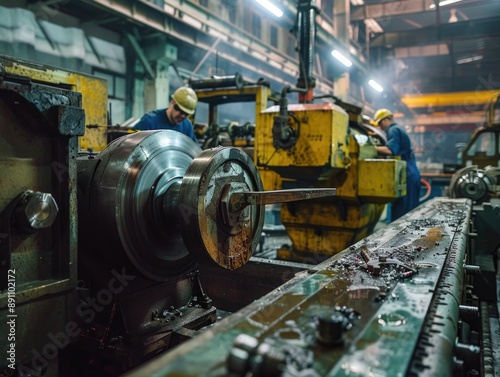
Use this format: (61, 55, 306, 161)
(1, 54, 499, 377)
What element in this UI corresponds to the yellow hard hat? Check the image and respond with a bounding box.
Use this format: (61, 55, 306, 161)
(172, 87, 198, 115)
(373, 108, 393, 124)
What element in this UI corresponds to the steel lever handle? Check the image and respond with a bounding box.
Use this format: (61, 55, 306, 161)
(228, 188, 336, 213)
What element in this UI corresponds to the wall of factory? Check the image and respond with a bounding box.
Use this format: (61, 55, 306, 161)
(0, 5, 128, 124)
(0, 3, 297, 127)
(412, 123, 479, 166)
(1, 1, 376, 136)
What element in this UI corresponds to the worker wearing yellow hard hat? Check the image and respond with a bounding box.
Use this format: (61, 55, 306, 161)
(372, 108, 421, 221)
(132, 86, 199, 143)
(372, 108, 393, 125)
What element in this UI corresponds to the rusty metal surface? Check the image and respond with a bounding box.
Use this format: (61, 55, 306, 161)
(229, 188, 336, 213)
(179, 147, 265, 270)
(125, 198, 473, 377)
(0, 64, 81, 372)
(0, 53, 108, 151)
(255, 101, 405, 262)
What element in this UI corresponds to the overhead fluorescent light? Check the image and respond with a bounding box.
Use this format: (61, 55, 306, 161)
(255, 0, 283, 17)
(368, 79, 384, 92)
(350, 0, 364, 5)
(331, 49, 352, 67)
(456, 55, 483, 64)
(430, 0, 462, 9)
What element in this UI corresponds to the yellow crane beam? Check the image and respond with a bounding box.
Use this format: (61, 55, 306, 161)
(402, 90, 499, 108)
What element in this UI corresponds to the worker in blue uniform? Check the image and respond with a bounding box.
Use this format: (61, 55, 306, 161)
(133, 86, 198, 143)
(373, 108, 421, 221)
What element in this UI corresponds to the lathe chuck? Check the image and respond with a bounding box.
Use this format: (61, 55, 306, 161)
(449, 165, 500, 203)
(78, 130, 265, 281)
(179, 147, 265, 270)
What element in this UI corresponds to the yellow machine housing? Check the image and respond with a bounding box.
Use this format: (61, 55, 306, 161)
(195, 82, 406, 263)
(0, 54, 108, 152)
(257, 103, 351, 178)
(255, 101, 405, 262)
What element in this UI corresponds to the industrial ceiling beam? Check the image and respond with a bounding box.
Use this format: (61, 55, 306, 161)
(85, 35, 103, 64)
(125, 33, 156, 80)
(370, 17, 500, 47)
(189, 38, 222, 79)
(350, 0, 492, 22)
(79, 0, 300, 76)
(74, 0, 354, 97)
(36, 18, 58, 52)
(351, 0, 432, 22)
(410, 112, 485, 126)
(393, 43, 449, 58)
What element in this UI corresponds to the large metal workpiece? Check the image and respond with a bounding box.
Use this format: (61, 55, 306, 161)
(126, 197, 496, 377)
(73, 129, 336, 374)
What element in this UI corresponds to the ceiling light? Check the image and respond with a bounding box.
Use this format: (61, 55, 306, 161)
(331, 50, 352, 67)
(368, 79, 384, 92)
(350, 0, 364, 5)
(255, 0, 283, 17)
(430, 0, 462, 9)
(456, 55, 483, 64)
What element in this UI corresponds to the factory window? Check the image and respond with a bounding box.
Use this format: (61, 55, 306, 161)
(270, 24, 278, 48)
(252, 12, 261, 39)
(221, 0, 237, 23)
(93, 69, 126, 124)
(320, 0, 334, 23)
(93, 70, 125, 100)
(147, 0, 163, 8)
(466, 132, 496, 156)
(93, 71, 114, 96)
(286, 33, 296, 57)
(115, 76, 126, 98)
(228, 7, 236, 23)
(492, 98, 500, 124)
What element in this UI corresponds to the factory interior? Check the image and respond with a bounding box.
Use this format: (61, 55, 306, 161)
(1, 0, 500, 376)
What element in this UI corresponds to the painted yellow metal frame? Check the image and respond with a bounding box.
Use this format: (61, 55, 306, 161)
(402, 90, 499, 108)
(1, 55, 108, 151)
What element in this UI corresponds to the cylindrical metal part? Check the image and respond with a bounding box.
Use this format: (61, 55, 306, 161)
(77, 130, 201, 281)
(232, 334, 259, 354)
(465, 265, 481, 274)
(227, 348, 251, 377)
(189, 73, 244, 90)
(252, 343, 285, 377)
(316, 312, 346, 346)
(179, 147, 265, 270)
(455, 342, 481, 371)
(296, 1, 317, 87)
(459, 305, 480, 328)
(14, 191, 58, 232)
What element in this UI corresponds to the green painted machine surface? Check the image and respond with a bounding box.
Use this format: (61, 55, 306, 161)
(125, 198, 477, 377)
